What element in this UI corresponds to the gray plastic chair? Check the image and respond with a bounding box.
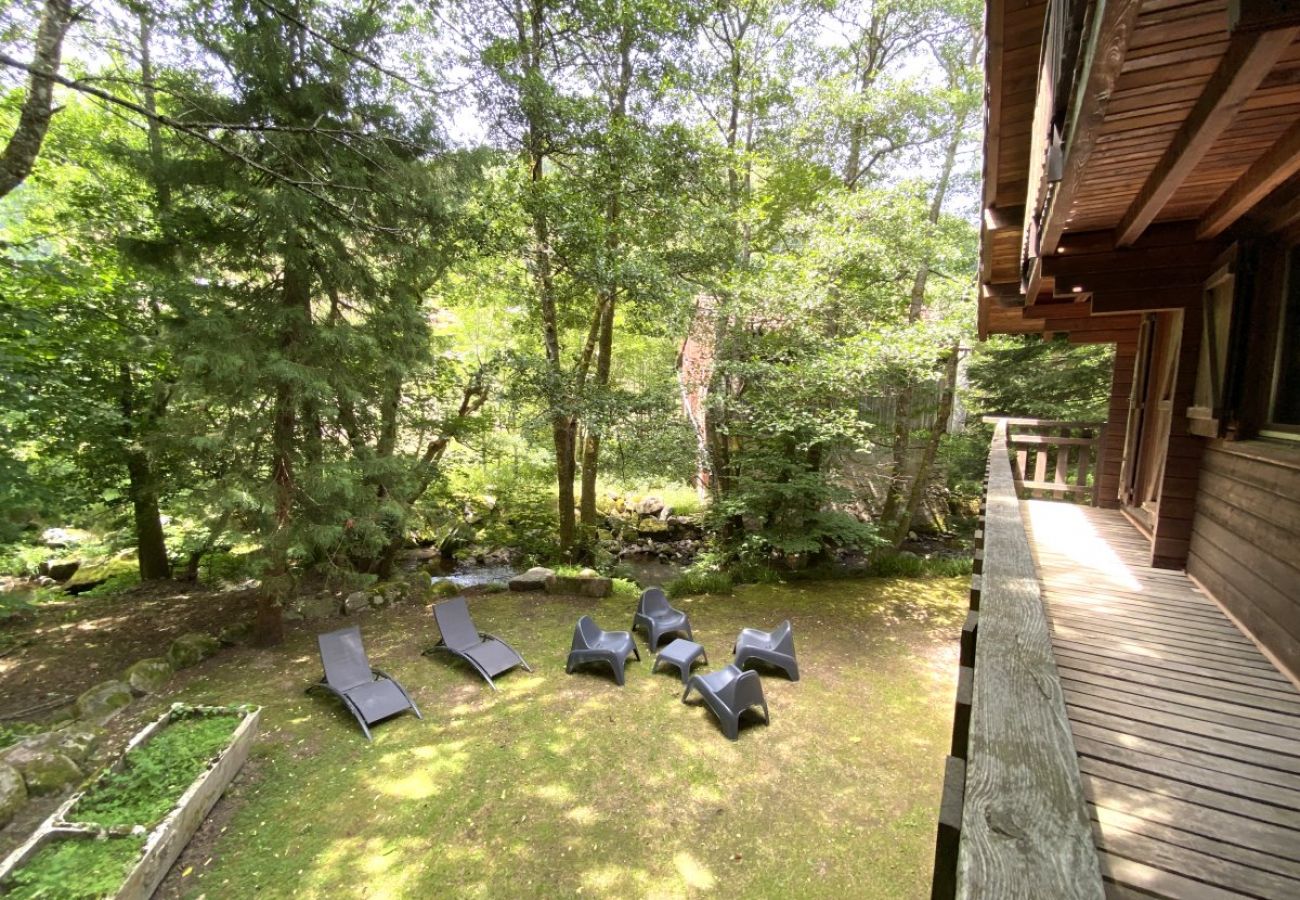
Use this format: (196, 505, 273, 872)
(565, 615, 639, 685)
(733, 620, 799, 681)
(632, 587, 692, 650)
(682, 664, 770, 741)
(307, 626, 421, 741)
(425, 596, 532, 690)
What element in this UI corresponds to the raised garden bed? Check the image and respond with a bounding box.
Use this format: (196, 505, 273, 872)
(0, 704, 259, 899)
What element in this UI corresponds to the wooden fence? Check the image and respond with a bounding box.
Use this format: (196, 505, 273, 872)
(983, 417, 1106, 504)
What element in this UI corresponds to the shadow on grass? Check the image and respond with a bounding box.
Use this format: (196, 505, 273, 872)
(153, 576, 966, 899)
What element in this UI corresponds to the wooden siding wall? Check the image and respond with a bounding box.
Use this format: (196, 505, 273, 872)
(1188, 442, 1300, 678)
(1151, 307, 1206, 568)
(1097, 343, 1135, 508)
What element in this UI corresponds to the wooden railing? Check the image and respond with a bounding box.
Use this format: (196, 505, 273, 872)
(931, 418, 1102, 899)
(983, 417, 1105, 504)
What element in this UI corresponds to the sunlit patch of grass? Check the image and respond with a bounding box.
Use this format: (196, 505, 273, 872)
(158, 576, 965, 899)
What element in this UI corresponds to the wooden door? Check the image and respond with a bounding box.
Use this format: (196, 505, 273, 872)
(1122, 312, 1183, 528)
(1119, 316, 1153, 508)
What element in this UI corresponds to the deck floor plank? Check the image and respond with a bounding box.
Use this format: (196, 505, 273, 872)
(1023, 500, 1300, 899)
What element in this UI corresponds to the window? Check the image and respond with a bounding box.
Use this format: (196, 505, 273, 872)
(1187, 265, 1234, 437)
(1266, 246, 1300, 436)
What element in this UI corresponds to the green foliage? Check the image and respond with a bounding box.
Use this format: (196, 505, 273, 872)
(79, 573, 142, 599)
(864, 552, 973, 578)
(966, 336, 1115, 422)
(0, 720, 45, 752)
(666, 567, 734, 598)
(72, 713, 240, 828)
(4, 836, 145, 900)
(609, 577, 640, 599)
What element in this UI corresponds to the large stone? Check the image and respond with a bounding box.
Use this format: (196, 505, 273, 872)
(508, 567, 554, 592)
(4, 744, 81, 796)
(38, 559, 80, 582)
(544, 575, 613, 598)
(52, 723, 105, 762)
(15, 724, 104, 765)
(75, 679, 133, 721)
(0, 763, 25, 827)
(635, 496, 664, 516)
(166, 632, 221, 670)
(296, 594, 341, 621)
(637, 517, 670, 536)
(430, 579, 459, 599)
(343, 591, 371, 615)
(125, 657, 173, 695)
(404, 570, 433, 602)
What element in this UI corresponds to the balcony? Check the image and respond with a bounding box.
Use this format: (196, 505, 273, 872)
(934, 418, 1300, 899)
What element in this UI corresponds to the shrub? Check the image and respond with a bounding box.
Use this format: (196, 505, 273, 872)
(865, 552, 972, 578)
(5, 835, 145, 900)
(666, 568, 733, 597)
(72, 712, 241, 828)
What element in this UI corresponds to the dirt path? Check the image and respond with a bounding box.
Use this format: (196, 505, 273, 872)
(0, 583, 257, 721)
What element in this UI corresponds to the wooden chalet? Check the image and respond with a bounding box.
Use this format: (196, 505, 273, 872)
(936, 1, 1300, 897)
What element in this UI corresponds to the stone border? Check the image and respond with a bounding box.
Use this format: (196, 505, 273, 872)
(0, 704, 260, 900)
(0, 630, 226, 830)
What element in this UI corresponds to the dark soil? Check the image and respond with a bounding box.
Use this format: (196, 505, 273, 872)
(0, 582, 257, 721)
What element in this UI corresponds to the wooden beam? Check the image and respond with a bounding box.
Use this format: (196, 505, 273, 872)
(982, 281, 1025, 308)
(1038, 0, 1144, 257)
(1200, 119, 1300, 239)
(1023, 300, 1093, 320)
(1231, 0, 1300, 33)
(1091, 286, 1203, 315)
(983, 204, 1025, 231)
(981, 0, 1006, 211)
(958, 420, 1103, 898)
(1262, 191, 1300, 234)
(1116, 29, 1299, 247)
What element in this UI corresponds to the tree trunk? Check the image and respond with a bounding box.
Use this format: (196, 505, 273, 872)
(126, 451, 171, 580)
(517, 0, 578, 555)
(117, 364, 171, 581)
(257, 243, 311, 647)
(579, 297, 614, 526)
(579, 32, 631, 529)
(891, 345, 959, 547)
(0, 0, 74, 199)
(877, 43, 976, 538)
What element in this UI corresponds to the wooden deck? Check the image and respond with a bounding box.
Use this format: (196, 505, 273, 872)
(1023, 500, 1300, 899)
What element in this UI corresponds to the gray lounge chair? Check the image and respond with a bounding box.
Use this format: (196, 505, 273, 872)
(425, 596, 531, 690)
(632, 587, 692, 650)
(682, 664, 770, 741)
(307, 626, 421, 741)
(733, 620, 799, 681)
(565, 616, 639, 685)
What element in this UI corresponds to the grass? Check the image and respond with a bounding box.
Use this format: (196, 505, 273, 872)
(0, 721, 45, 752)
(71, 712, 241, 828)
(159, 576, 965, 898)
(666, 568, 734, 597)
(3, 835, 144, 900)
(863, 553, 974, 579)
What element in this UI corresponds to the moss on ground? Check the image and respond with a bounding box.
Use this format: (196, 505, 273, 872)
(164, 577, 964, 899)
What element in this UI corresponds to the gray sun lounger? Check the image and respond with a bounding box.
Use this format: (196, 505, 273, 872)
(425, 596, 531, 690)
(565, 615, 639, 685)
(632, 587, 692, 650)
(307, 626, 422, 741)
(682, 664, 770, 741)
(734, 620, 799, 681)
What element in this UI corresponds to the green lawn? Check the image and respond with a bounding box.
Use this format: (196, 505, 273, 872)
(159, 578, 964, 899)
